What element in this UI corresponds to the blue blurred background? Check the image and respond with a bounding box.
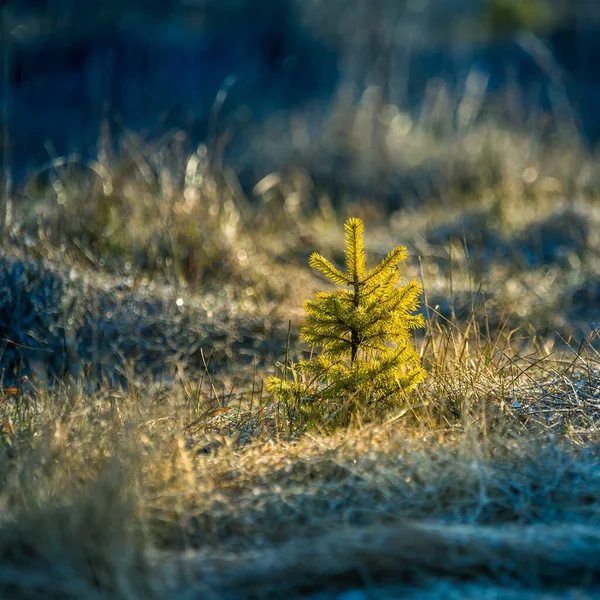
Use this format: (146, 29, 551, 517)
(2, 0, 600, 188)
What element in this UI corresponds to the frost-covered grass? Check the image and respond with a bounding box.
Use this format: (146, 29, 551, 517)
(3, 103, 600, 597)
(2, 323, 600, 598)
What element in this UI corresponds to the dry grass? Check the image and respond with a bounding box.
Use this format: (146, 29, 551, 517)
(1, 316, 600, 597)
(3, 93, 600, 597)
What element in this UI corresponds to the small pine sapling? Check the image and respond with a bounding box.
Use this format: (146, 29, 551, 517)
(268, 217, 426, 429)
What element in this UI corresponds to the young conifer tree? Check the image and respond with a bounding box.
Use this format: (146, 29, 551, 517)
(268, 217, 425, 427)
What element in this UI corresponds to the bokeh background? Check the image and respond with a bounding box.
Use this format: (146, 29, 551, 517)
(3, 0, 600, 189)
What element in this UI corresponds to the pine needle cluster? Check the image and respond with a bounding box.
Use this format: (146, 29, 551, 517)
(268, 217, 426, 429)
